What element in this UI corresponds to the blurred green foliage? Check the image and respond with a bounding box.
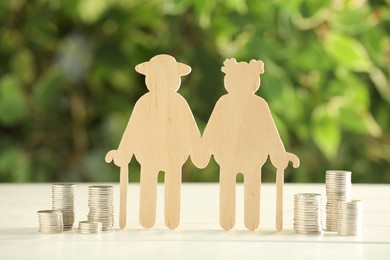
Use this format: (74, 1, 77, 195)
(0, 0, 389, 183)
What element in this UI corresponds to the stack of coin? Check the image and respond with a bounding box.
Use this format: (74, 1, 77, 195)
(294, 193, 323, 234)
(88, 186, 114, 231)
(78, 221, 103, 234)
(37, 210, 63, 234)
(325, 170, 351, 232)
(338, 200, 362, 236)
(52, 184, 75, 231)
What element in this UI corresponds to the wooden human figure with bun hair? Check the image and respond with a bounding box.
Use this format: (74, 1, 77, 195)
(105, 54, 205, 230)
(200, 58, 300, 231)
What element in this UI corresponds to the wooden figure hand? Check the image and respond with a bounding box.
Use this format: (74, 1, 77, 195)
(191, 152, 210, 169)
(270, 152, 300, 171)
(190, 144, 211, 169)
(105, 149, 130, 167)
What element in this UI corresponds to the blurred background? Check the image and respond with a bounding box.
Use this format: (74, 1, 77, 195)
(0, 0, 389, 183)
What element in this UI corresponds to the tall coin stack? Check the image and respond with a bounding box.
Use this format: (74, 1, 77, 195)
(294, 193, 323, 234)
(338, 200, 362, 236)
(325, 170, 352, 232)
(37, 210, 63, 234)
(52, 184, 75, 231)
(88, 186, 114, 231)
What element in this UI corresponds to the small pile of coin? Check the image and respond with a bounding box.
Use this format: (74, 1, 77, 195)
(87, 186, 114, 231)
(52, 184, 75, 231)
(325, 170, 351, 232)
(338, 200, 363, 236)
(78, 221, 103, 234)
(37, 210, 63, 234)
(294, 193, 322, 234)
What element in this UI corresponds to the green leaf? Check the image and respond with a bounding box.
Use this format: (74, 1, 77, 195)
(33, 68, 66, 109)
(193, 0, 217, 27)
(0, 75, 28, 125)
(370, 67, 390, 103)
(10, 48, 35, 84)
(326, 70, 370, 111)
(223, 0, 248, 14)
(325, 33, 372, 71)
(331, 7, 373, 35)
(339, 108, 382, 137)
(0, 147, 31, 182)
(77, 0, 110, 23)
(311, 104, 341, 159)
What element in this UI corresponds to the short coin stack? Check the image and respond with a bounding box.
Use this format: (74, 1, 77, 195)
(294, 193, 323, 234)
(37, 210, 63, 234)
(52, 184, 76, 231)
(88, 186, 114, 231)
(78, 221, 103, 234)
(325, 170, 351, 232)
(338, 200, 363, 236)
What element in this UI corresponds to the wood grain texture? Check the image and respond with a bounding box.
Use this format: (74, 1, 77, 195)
(119, 166, 128, 229)
(105, 54, 204, 229)
(202, 58, 299, 231)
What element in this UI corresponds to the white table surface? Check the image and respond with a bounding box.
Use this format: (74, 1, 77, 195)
(0, 183, 389, 259)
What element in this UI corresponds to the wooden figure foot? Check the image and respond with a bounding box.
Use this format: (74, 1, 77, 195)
(164, 169, 182, 229)
(139, 167, 157, 229)
(219, 170, 236, 230)
(244, 169, 261, 231)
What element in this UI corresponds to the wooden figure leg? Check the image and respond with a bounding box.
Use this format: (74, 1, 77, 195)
(220, 168, 236, 230)
(276, 168, 284, 232)
(164, 167, 182, 229)
(139, 166, 157, 229)
(244, 168, 261, 231)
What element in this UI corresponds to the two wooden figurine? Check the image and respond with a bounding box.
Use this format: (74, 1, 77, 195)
(105, 54, 299, 231)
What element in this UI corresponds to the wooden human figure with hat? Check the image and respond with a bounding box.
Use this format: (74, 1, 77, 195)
(105, 54, 204, 229)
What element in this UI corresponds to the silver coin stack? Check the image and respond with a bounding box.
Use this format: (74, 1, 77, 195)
(294, 193, 323, 234)
(37, 210, 63, 234)
(78, 221, 103, 234)
(88, 186, 114, 231)
(338, 200, 363, 236)
(52, 184, 75, 231)
(325, 170, 351, 232)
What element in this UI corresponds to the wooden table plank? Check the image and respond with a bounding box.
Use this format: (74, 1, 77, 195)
(0, 183, 389, 259)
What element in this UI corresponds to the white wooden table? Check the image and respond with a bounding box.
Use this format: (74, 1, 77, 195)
(0, 183, 389, 259)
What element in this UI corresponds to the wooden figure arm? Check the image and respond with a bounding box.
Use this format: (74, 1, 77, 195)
(270, 152, 300, 170)
(105, 106, 140, 168)
(194, 101, 223, 169)
(260, 101, 300, 170)
(104, 147, 133, 168)
(186, 110, 210, 169)
(190, 137, 210, 169)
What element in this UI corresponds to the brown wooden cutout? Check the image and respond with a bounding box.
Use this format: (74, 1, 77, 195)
(201, 58, 300, 231)
(105, 54, 205, 229)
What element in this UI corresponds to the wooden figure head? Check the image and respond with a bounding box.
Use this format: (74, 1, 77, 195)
(135, 54, 191, 93)
(221, 58, 264, 94)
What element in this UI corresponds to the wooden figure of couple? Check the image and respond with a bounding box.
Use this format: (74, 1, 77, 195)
(105, 54, 299, 231)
